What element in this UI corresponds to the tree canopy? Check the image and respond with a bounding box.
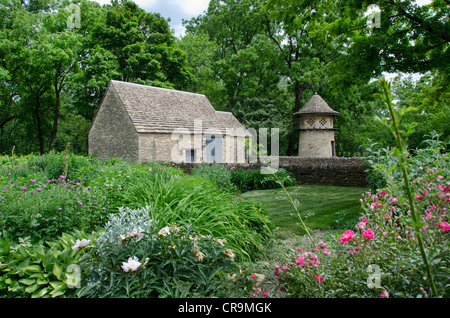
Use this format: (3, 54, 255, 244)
(0, 0, 448, 156)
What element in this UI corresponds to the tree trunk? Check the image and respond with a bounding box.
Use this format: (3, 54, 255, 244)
(34, 96, 45, 155)
(48, 82, 62, 152)
(287, 82, 305, 156)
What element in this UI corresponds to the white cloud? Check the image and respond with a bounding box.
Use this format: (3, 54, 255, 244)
(93, 0, 158, 7)
(90, 0, 210, 37)
(177, 0, 210, 15)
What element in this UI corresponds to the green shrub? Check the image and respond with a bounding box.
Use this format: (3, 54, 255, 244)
(191, 163, 237, 193)
(231, 168, 297, 192)
(0, 173, 112, 242)
(26, 152, 96, 180)
(77, 207, 242, 298)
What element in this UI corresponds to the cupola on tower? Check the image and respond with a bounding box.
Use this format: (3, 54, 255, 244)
(294, 93, 340, 157)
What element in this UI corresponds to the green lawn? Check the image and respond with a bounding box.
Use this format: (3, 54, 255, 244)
(241, 185, 368, 236)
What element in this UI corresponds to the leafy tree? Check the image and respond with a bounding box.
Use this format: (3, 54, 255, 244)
(91, 1, 192, 87)
(392, 72, 450, 150)
(0, 0, 195, 155)
(332, 0, 449, 83)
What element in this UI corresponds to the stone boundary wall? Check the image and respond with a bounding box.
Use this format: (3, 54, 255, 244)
(276, 157, 369, 187)
(175, 157, 370, 188)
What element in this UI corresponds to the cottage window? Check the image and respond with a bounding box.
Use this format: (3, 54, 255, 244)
(205, 135, 223, 163)
(186, 149, 196, 163)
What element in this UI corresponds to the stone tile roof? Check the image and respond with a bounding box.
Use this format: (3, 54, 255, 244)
(110, 80, 251, 136)
(294, 93, 340, 116)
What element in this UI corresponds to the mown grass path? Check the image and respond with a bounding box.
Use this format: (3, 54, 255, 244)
(241, 185, 368, 236)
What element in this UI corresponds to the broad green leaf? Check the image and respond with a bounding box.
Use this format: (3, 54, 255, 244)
(49, 281, 65, 290)
(32, 287, 49, 298)
(36, 279, 48, 285)
(52, 264, 63, 280)
(19, 278, 36, 286)
(50, 289, 65, 298)
(25, 283, 40, 294)
(24, 265, 41, 275)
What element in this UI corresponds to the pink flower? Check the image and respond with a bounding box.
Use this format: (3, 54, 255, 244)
(317, 241, 327, 248)
(323, 249, 331, 254)
(251, 274, 257, 279)
(392, 198, 398, 204)
(437, 222, 450, 232)
(380, 290, 389, 298)
(314, 275, 324, 282)
(358, 222, 366, 230)
(273, 265, 280, 276)
(363, 229, 375, 240)
(379, 191, 388, 197)
(414, 194, 423, 200)
(421, 190, 429, 196)
(76, 200, 83, 206)
(361, 217, 367, 223)
(370, 203, 377, 209)
(263, 291, 269, 297)
(339, 230, 354, 245)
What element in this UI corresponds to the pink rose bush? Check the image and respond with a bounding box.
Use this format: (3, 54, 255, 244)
(264, 159, 448, 298)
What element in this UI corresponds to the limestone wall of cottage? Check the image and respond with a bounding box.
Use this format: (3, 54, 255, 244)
(138, 133, 248, 164)
(88, 88, 139, 162)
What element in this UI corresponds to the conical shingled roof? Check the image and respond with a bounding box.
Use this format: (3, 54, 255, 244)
(294, 93, 340, 116)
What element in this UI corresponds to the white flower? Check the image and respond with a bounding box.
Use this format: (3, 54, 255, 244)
(121, 256, 142, 272)
(158, 226, 170, 236)
(127, 228, 144, 238)
(72, 239, 90, 251)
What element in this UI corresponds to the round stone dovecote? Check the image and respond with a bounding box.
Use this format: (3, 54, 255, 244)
(294, 93, 340, 158)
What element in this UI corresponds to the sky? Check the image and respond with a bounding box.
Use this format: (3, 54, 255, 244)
(92, 0, 211, 37)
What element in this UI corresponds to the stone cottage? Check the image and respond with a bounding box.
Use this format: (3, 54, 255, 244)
(294, 93, 340, 157)
(88, 80, 251, 163)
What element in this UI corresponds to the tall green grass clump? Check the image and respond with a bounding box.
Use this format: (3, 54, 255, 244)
(119, 169, 273, 261)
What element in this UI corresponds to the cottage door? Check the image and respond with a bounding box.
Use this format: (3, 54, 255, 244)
(205, 136, 223, 163)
